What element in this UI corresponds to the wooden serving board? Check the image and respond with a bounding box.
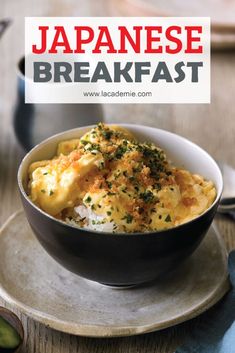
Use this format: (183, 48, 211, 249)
(0, 210, 230, 337)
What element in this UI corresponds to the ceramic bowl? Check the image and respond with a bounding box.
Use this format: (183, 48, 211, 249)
(18, 125, 223, 286)
(14, 56, 103, 151)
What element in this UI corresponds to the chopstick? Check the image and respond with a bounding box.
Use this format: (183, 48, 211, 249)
(0, 19, 11, 39)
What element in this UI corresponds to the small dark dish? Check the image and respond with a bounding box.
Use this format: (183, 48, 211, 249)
(13, 57, 103, 151)
(18, 125, 223, 286)
(0, 307, 24, 353)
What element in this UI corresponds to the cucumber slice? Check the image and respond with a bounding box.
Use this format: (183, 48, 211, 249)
(0, 316, 21, 349)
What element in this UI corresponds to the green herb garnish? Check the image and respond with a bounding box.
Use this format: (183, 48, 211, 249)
(139, 190, 154, 203)
(102, 130, 113, 140)
(122, 213, 133, 224)
(165, 214, 171, 222)
(106, 181, 112, 189)
(85, 196, 92, 203)
(114, 145, 128, 159)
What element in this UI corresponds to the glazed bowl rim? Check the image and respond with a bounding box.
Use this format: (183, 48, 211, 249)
(18, 124, 223, 237)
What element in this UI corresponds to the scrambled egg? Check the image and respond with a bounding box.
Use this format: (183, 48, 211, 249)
(28, 123, 216, 233)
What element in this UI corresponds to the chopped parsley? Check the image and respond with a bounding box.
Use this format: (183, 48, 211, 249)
(92, 219, 105, 225)
(107, 191, 116, 196)
(102, 130, 113, 140)
(154, 183, 162, 191)
(49, 190, 54, 196)
(114, 145, 128, 159)
(129, 176, 135, 182)
(122, 213, 133, 224)
(133, 165, 142, 173)
(165, 214, 172, 222)
(84, 143, 100, 152)
(85, 196, 92, 203)
(114, 172, 121, 179)
(98, 161, 105, 170)
(40, 189, 46, 193)
(139, 190, 155, 203)
(106, 181, 112, 189)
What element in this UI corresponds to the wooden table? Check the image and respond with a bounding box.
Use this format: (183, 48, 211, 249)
(0, 1, 235, 352)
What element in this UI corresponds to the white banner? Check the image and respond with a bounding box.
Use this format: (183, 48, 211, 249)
(25, 17, 210, 104)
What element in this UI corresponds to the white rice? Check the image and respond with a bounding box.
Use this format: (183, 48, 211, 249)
(71, 205, 117, 232)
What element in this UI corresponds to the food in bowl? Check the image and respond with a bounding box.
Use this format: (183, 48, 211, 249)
(18, 124, 222, 285)
(27, 123, 216, 233)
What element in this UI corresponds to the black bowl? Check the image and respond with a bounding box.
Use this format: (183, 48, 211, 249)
(18, 125, 223, 286)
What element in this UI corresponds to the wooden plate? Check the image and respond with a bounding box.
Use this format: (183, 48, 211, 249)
(109, 0, 235, 49)
(111, 0, 235, 29)
(0, 210, 230, 337)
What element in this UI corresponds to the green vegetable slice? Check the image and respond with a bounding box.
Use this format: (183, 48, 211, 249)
(0, 316, 22, 349)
